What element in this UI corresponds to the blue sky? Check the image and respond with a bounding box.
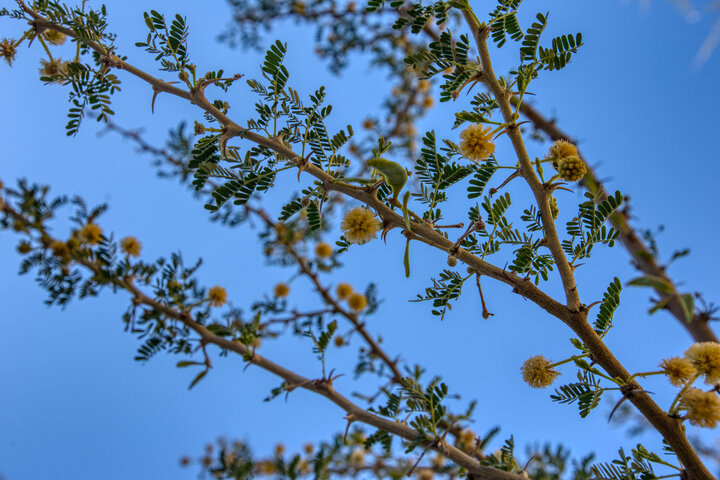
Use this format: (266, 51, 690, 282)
(1, 1, 720, 479)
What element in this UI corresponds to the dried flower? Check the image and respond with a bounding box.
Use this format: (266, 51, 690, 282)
(417, 469, 435, 480)
(43, 30, 67, 46)
(334, 335, 345, 347)
(314, 242, 333, 258)
(362, 118, 375, 130)
(340, 207, 381, 245)
(39, 58, 68, 83)
(0, 38, 17, 66)
(207, 286, 227, 307)
(274, 443, 285, 456)
(79, 223, 103, 245)
(556, 156, 586, 182)
(193, 121, 206, 136)
(274, 283, 290, 298)
(458, 429, 476, 447)
(303, 443, 314, 455)
(348, 293, 368, 312)
(680, 388, 720, 428)
(685, 342, 720, 384)
(521, 355, 560, 388)
(17, 241, 32, 254)
(660, 357, 696, 387)
(447, 255, 457, 267)
(459, 124, 495, 162)
(120, 236, 142, 257)
(336, 283, 353, 300)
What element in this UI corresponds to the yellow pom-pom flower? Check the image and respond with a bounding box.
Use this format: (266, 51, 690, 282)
(314, 242, 333, 259)
(521, 355, 560, 389)
(679, 388, 720, 428)
(274, 283, 290, 298)
(556, 156, 586, 182)
(459, 124, 495, 162)
(120, 236, 142, 257)
(660, 357, 696, 387)
(340, 207, 381, 245)
(685, 342, 720, 384)
(336, 283, 353, 300)
(548, 139, 578, 162)
(79, 223, 103, 245)
(207, 286, 227, 307)
(49, 240, 69, 259)
(348, 293, 368, 312)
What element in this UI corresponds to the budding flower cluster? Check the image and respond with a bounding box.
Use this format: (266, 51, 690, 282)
(547, 140, 586, 182)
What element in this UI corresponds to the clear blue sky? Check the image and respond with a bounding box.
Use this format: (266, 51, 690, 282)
(1, 1, 719, 479)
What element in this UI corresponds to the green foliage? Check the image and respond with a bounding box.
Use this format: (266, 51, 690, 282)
(551, 371, 603, 418)
(591, 445, 680, 480)
(413, 269, 469, 320)
(593, 277, 622, 337)
(467, 160, 498, 199)
(488, 0, 524, 47)
(414, 131, 475, 213)
(136, 10, 194, 74)
(563, 191, 623, 262)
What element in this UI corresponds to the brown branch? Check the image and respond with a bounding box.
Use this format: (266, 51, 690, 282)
(460, 10, 714, 480)
(514, 98, 717, 343)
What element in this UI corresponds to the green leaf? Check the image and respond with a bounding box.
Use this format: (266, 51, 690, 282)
(188, 369, 208, 389)
(627, 275, 674, 294)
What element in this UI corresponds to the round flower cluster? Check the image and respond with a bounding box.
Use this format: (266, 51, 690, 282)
(207, 286, 227, 307)
(685, 342, 720, 384)
(547, 139, 586, 182)
(340, 207, 381, 245)
(274, 283, 290, 298)
(79, 223, 103, 245)
(459, 124, 495, 162)
(680, 388, 720, 428)
(1, 38, 17, 66)
(521, 355, 560, 388)
(660, 357, 696, 387)
(120, 236, 142, 257)
(314, 242, 333, 259)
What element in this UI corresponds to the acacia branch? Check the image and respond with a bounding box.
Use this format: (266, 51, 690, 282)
(460, 10, 713, 480)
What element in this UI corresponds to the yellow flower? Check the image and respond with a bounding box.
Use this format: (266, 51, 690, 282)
(336, 283, 353, 300)
(556, 156, 586, 182)
(274, 283, 290, 298)
(257, 461, 276, 474)
(685, 342, 720, 384)
(457, 429, 476, 449)
(120, 236, 142, 257)
(459, 124, 495, 162)
(680, 388, 720, 428)
(362, 118, 375, 130)
(43, 30, 67, 46)
(521, 355, 560, 388)
(418, 79, 431, 92)
(207, 286, 227, 307)
(314, 242, 333, 259)
(422, 96, 434, 108)
(334, 335, 345, 347)
(660, 357, 696, 387)
(0, 38, 17, 66)
(417, 469, 435, 480)
(348, 293, 368, 312)
(274, 443, 285, 456)
(340, 207, 381, 245)
(49, 240, 69, 259)
(79, 223, 103, 245)
(548, 139, 578, 161)
(303, 443, 314, 455)
(348, 449, 365, 467)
